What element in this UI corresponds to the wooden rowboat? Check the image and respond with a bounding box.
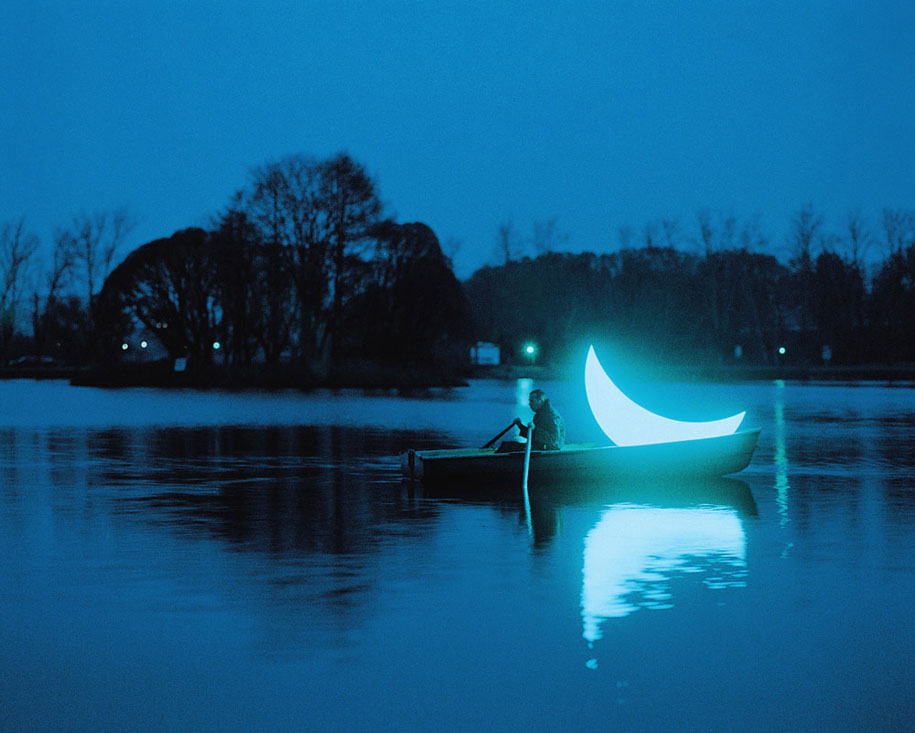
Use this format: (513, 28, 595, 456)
(401, 429, 760, 485)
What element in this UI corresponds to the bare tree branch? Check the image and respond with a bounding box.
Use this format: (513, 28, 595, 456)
(845, 209, 872, 268)
(1, 218, 40, 360)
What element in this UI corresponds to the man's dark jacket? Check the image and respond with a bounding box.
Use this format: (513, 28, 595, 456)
(532, 399, 564, 451)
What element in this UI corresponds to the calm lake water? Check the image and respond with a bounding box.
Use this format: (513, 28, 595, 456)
(1, 377, 913, 731)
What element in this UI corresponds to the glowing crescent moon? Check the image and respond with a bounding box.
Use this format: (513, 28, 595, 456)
(585, 345, 744, 446)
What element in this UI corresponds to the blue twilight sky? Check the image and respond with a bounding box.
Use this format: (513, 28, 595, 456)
(2, 0, 914, 278)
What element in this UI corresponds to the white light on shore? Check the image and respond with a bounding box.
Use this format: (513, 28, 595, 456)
(121, 343, 128, 351)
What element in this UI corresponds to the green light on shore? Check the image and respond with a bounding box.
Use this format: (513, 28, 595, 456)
(778, 346, 786, 355)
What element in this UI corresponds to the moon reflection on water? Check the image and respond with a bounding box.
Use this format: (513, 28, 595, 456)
(580, 503, 748, 660)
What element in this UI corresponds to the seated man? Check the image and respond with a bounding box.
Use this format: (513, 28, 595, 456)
(498, 389, 565, 452)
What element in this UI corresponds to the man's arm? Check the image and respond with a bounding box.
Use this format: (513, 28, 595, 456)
(512, 418, 530, 438)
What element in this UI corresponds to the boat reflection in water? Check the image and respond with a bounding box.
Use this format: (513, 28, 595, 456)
(417, 474, 756, 542)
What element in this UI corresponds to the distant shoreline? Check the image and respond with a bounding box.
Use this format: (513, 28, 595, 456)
(0, 361, 468, 392)
(2, 362, 915, 388)
(469, 363, 915, 385)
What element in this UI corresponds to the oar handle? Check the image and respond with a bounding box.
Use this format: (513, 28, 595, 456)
(481, 421, 517, 449)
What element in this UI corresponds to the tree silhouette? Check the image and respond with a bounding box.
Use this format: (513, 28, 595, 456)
(99, 228, 220, 364)
(787, 204, 823, 344)
(812, 251, 866, 363)
(1, 219, 38, 363)
(31, 228, 78, 361)
(353, 221, 469, 365)
(235, 152, 381, 369)
(319, 153, 382, 363)
(212, 208, 263, 366)
(244, 154, 324, 363)
(64, 208, 136, 353)
(870, 242, 915, 362)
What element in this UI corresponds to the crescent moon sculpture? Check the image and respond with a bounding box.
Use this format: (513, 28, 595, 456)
(585, 346, 744, 446)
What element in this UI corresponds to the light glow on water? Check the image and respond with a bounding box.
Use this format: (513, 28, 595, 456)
(584, 346, 745, 446)
(515, 378, 534, 407)
(774, 380, 791, 529)
(581, 504, 746, 643)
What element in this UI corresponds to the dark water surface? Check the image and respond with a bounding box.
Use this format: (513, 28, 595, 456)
(1, 378, 913, 731)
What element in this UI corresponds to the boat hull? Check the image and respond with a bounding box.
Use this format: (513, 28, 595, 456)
(401, 429, 760, 485)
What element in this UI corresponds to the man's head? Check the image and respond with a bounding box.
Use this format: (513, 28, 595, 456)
(528, 389, 547, 411)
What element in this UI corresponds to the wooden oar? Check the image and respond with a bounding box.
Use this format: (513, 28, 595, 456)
(522, 421, 534, 491)
(481, 421, 517, 449)
(522, 421, 534, 536)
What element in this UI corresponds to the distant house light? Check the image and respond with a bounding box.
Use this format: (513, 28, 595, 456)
(470, 341, 500, 365)
(778, 346, 787, 355)
(213, 341, 221, 350)
(140, 340, 148, 349)
(121, 343, 129, 351)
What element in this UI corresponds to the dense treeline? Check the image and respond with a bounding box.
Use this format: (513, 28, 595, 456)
(1, 210, 133, 366)
(466, 207, 915, 368)
(95, 153, 470, 382)
(3, 159, 915, 381)
(2, 152, 470, 383)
